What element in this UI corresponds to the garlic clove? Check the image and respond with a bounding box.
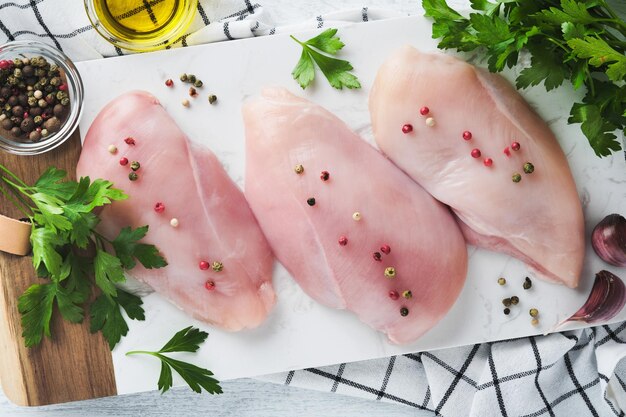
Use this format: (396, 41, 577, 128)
(592, 214, 626, 267)
(568, 270, 626, 324)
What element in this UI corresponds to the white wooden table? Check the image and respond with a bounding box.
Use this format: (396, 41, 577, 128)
(0, 0, 453, 415)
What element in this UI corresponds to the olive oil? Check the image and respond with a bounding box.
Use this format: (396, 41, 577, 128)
(89, 0, 197, 51)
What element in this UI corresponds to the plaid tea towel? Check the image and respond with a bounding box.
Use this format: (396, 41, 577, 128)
(2, 1, 626, 416)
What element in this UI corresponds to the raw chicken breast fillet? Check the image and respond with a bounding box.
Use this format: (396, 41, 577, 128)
(370, 46, 584, 288)
(77, 91, 275, 330)
(243, 88, 467, 344)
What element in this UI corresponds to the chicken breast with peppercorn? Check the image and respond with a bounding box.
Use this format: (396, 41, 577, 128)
(243, 88, 468, 344)
(77, 90, 276, 331)
(369, 46, 585, 288)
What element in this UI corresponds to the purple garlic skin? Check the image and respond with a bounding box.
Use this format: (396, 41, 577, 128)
(569, 270, 626, 324)
(592, 214, 626, 267)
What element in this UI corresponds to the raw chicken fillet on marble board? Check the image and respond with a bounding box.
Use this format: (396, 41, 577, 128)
(370, 46, 585, 288)
(77, 91, 275, 331)
(243, 88, 468, 344)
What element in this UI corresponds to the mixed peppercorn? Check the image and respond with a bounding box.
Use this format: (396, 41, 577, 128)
(0, 56, 69, 142)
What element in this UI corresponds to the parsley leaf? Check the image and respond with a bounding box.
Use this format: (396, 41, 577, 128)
(94, 249, 125, 298)
(18, 282, 83, 347)
(30, 226, 64, 279)
(568, 36, 626, 82)
(569, 102, 621, 157)
(516, 45, 568, 91)
(112, 226, 167, 270)
(291, 28, 361, 90)
(90, 290, 145, 350)
(126, 327, 222, 394)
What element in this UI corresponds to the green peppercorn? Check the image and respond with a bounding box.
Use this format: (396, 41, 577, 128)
(180, 73, 188, 82)
(400, 307, 409, 317)
(384, 267, 396, 278)
(13, 68, 22, 78)
(13, 58, 23, 68)
(130, 161, 141, 171)
(49, 77, 60, 86)
(510, 296, 519, 305)
(402, 290, 412, 299)
(497, 277, 506, 285)
(208, 94, 217, 104)
(27, 96, 37, 106)
(212, 261, 223, 272)
(523, 162, 535, 174)
(523, 277, 532, 290)
(188, 74, 196, 83)
(194, 79, 203, 88)
(512, 173, 522, 183)
(39, 77, 48, 86)
(128, 172, 138, 181)
(502, 297, 512, 307)
(33, 115, 43, 125)
(529, 308, 538, 317)
(49, 64, 59, 73)
(61, 97, 70, 106)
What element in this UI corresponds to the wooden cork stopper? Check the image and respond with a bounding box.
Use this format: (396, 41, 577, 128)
(0, 213, 31, 256)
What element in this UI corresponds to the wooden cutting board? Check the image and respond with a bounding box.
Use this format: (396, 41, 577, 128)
(0, 132, 116, 406)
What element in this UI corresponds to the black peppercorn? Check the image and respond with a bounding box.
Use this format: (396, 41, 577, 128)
(30, 107, 42, 116)
(53, 103, 65, 118)
(400, 307, 409, 317)
(43, 116, 61, 133)
(307, 197, 316, 206)
(22, 65, 34, 78)
(504, 308, 511, 315)
(1, 118, 13, 130)
(11, 105, 23, 117)
(18, 94, 28, 106)
(20, 117, 34, 132)
(0, 87, 10, 99)
(29, 130, 41, 141)
(523, 277, 532, 290)
(7, 96, 18, 107)
(10, 126, 21, 136)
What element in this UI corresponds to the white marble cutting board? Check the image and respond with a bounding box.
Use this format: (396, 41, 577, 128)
(76, 15, 626, 395)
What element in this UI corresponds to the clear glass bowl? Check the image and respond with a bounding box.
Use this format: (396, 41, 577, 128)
(84, 0, 198, 52)
(0, 40, 84, 156)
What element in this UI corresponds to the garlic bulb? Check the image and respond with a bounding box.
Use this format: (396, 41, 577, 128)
(567, 270, 625, 324)
(592, 214, 626, 267)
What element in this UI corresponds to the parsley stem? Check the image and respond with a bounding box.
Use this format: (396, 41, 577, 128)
(1, 177, 34, 214)
(125, 350, 157, 356)
(289, 35, 305, 47)
(0, 182, 32, 218)
(0, 164, 29, 188)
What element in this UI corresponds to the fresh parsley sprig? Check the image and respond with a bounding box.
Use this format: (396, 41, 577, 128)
(0, 163, 167, 349)
(422, 0, 626, 158)
(126, 326, 222, 394)
(291, 28, 361, 90)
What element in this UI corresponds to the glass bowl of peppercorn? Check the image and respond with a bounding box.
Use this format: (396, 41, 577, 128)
(0, 40, 83, 155)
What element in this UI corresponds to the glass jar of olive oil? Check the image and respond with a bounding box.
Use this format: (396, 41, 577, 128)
(84, 0, 198, 52)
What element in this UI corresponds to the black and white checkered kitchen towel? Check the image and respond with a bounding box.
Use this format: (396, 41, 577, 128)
(2, 1, 626, 416)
